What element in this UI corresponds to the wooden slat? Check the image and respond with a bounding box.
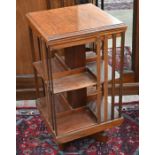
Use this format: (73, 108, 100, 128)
(46, 47, 57, 135)
(37, 37, 46, 96)
(103, 35, 108, 122)
(119, 32, 125, 117)
(111, 34, 116, 119)
(40, 39, 49, 81)
(45, 85, 54, 130)
(96, 38, 101, 123)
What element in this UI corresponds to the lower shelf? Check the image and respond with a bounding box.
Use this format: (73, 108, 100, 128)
(36, 97, 124, 144)
(57, 107, 97, 136)
(37, 98, 97, 134)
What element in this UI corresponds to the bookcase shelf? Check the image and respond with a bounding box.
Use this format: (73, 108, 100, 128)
(53, 70, 97, 94)
(33, 61, 97, 94)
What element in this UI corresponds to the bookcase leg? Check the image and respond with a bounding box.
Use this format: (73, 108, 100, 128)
(91, 132, 108, 143)
(58, 143, 68, 151)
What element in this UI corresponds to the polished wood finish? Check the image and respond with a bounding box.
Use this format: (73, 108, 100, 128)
(26, 4, 126, 45)
(26, 4, 127, 144)
(103, 35, 108, 122)
(96, 38, 101, 123)
(111, 34, 116, 119)
(119, 32, 125, 117)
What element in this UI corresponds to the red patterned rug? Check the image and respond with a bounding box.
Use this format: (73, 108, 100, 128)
(16, 102, 139, 155)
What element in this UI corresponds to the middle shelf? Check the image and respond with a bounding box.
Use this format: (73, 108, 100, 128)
(33, 57, 120, 94)
(33, 61, 97, 94)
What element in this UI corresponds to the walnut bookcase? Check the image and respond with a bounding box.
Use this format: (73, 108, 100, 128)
(26, 4, 127, 144)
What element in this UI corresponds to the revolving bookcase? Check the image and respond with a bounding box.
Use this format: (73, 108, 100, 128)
(26, 4, 127, 144)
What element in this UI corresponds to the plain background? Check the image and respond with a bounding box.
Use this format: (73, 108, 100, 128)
(0, 0, 154, 154)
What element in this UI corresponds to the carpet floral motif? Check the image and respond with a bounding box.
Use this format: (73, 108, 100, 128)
(16, 104, 139, 155)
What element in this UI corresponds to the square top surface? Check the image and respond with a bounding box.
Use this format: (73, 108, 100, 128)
(26, 4, 126, 43)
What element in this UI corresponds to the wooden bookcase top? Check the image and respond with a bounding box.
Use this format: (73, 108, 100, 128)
(26, 4, 126, 44)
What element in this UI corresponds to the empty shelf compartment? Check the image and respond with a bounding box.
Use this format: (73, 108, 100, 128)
(87, 60, 120, 83)
(53, 68, 97, 94)
(57, 107, 97, 136)
(87, 97, 119, 122)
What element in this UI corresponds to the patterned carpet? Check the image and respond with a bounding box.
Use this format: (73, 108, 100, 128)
(16, 102, 139, 155)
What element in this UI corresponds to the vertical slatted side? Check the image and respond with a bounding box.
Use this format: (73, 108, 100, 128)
(44, 83, 54, 131)
(40, 40, 56, 134)
(101, 40, 104, 95)
(46, 47, 58, 135)
(103, 35, 108, 122)
(40, 39, 48, 81)
(38, 38, 45, 96)
(37, 38, 42, 60)
(101, 41, 104, 60)
(28, 27, 39, 99)
(111, 34, 116, 120)
(119, 32, 125, 117)
(96, 38, 101, 123)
